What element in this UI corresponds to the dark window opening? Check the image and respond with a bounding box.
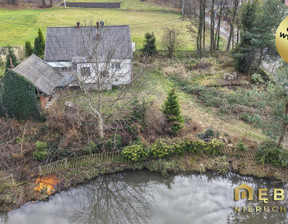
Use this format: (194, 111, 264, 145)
(111, 62, 121, 70)
(80, 67, 91, 77)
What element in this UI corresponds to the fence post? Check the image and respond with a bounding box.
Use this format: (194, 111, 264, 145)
(38, 166, 42, 176)
(64, 158, 68, 168)
(10, 174, 16, 187)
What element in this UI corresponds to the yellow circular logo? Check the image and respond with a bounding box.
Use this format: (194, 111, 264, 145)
(276, 16, 288, 63)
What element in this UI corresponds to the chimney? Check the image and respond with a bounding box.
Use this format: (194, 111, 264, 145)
(9, 57, 14, 69)
(96, 22, 100, 29)
(77, 22, 80, 29)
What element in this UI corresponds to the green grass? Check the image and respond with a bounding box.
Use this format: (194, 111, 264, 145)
(0, 1, 195, 49)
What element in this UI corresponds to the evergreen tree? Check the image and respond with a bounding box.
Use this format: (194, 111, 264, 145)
(5, 46, 18, 73)
(142, 32, 157, 56)
(251, 0, 284, 67)
(163, 89, 183, 136)
(25, 41, 33, 57)
(34, 29, 45, 58)
(233, 0, 284, 73)
(232, 0, 258, 73)
(0, 70, 43, 121)
(265, 63, 288, 147)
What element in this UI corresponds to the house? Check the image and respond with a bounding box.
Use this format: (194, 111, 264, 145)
(44, 22, 134, 90)
(13, 54, 63, 109)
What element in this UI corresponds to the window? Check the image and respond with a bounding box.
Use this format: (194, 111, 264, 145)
(80, 67, 91, 77)
(111, 62, 121, 70)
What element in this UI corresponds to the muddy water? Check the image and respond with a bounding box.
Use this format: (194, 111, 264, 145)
(1, 171, 287, 224)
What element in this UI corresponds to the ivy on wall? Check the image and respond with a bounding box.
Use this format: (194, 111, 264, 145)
(0, 70, 44, 121)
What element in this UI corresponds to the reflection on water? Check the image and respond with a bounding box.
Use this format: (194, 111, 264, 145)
(1, 171, 288, 224)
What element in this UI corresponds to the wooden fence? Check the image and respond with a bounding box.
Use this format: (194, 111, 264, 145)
(38, 151, 120, 176)
(0, 175, 16, 192)
(221, 147, 257, 159)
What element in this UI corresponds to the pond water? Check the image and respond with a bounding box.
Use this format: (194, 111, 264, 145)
(0, 171, 288, 224)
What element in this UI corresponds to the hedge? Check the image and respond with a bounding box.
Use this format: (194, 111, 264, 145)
(121, 138, 224, 162)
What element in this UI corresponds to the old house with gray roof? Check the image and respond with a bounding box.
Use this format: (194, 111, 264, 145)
(44, 22, 134, 90)
(13, 54, 62, 109)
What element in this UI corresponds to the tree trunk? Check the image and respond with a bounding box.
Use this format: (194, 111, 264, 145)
(202, 0, 206, 51)
(210, 0, 215, 51)
(257, 48, 264, 68)
(197, 0, 203, 51)
(226, 0, 239, 51)
(215, 0, 226, 50)
(181, 0, 185, 16)
(98, 114, 104, 139)
(226, 23, 233, 51)
(278, 102, 288, 147)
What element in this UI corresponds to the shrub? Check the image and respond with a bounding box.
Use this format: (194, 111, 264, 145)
(198, 128, 218, 142)
(150, 139, 172, 158)
(36, 141, 48, 151)
(186, 140, 206, 154)
(204, 139, 224, 156)
(33, 141, 49, 161)
(256, 140, 288, 167)
(251, 73, 265, 85)
(34, 29, 45, 58)
(25, 41, 33, 57)
(121, 144, 149, 162)
(84, 141, 98, 154)
(121, 138, 224, 162)
(142, 32, 157, 56)
(106, 134, 123, 150)
(236, 141, 248, 152)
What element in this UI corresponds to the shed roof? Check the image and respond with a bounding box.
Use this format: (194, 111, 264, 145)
(44, 25, 133, 62)
(14, 54, 63, 95)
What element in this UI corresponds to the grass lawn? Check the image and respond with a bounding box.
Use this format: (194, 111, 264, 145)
(0, 0, 197, 50)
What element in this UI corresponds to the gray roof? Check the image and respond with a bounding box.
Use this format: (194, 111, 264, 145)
(44, 25, 133, 62)
(14, 54, 63, 95)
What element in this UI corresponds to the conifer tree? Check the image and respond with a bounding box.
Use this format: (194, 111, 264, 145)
(142, 32, 157, 56)
(163, 89, 183, 136)
(0, 70, 43, 121)
(25, 41, 33, 57)
(5, 46, 18, 73)
(233, 0, 284, 73)
(232, 0, 258, 73)
(34, 29, 45, 58)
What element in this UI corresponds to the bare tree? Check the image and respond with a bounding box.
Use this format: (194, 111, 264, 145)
(226, 0, 240, 51)
(197, 0, 207, 52)
(161, 27, 182, 58)
(210, 0, 215, 51)
(214, 0, 227, 50)
(51, 20, 147, 140)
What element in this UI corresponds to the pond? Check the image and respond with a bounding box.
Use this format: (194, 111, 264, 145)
(0, 170, 287, 224)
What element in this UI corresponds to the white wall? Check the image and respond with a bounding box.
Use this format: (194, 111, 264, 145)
(47, 59, 132, 89)
(76, 59, 132, 86)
